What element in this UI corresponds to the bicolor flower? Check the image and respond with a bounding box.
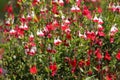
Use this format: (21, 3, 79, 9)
(54, 38, 62, 46)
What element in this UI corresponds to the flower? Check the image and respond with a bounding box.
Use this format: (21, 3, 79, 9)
(30, 65, 37, 74)
(52, 4, 58, 14)
(85, 58, 90, 66)
(61, 24, 69, 31)
(71, 5, 80, 12)
(70, 59, 77, 73)
(76, 0, 81, 7)
(95, 48, 102, 60)
(110, 36, 114, 43)
(104, 51, 111, 61)
(98, 17, 103, 24)
(0, 68, 3, 75)
(116, 50, 120, 60)
(86, 31, 96, 41)
(32, 0, 40, 6)
(29, 47, 36, 56)
(23, 24, 28, 30)
(98, 24, 104, 31)
(93, 15, 98, 22)
(20, 15, 26, 23)
(7, 5, 13, 13)
(5, 18, 11, 26)
(58, 0, 64, 6)
(110, 24, 118, 36)
(52, 0, 58, 4)
(87, 70, 92, 75)
(37, 30, 44, 37)
(49, 63, 57, 76)
(29, 33, 34, 41)
(78, 60, 85, 67)
(82, 6, 92, 19)
(54, 38, 62, 46)
(97, 7, 102, 13)
(9, 29, 16, 35)
(106, 74, 112, 80)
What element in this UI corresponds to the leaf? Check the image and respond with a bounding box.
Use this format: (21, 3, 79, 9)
(45, 67, 49, 73)
(85, 75, 96, 80)
(85, 77, 91, 80)
(80, 68, 84, 72)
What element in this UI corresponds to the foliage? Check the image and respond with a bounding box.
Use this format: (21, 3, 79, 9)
(0, 0, 120, 80)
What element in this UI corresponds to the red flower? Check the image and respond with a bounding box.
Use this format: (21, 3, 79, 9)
(70, 59, 77, 68)
(87, 49, 92, 55)
(46, 23, 55, 31)
(96, 52, 102, 60)
(32, 0, 40, 6)
(116, 50, 120, 60)
(95, 38, 103, 46)
(82, 6, 92, 19)
(49, 63, 57, 76)
(61, 24, 69, 31)
(7, 5, 13, 14)
(110, 36, 114, 43)
(106, 74, 112, 80)
(65, 0, 70, 4)
(30, 65, 37, 74)
(96, 65, 101, 72)
(70, 59, 77, 73)
(0, 68, 3, 75)
(86, 31, 96, 41)
(98, 31, 105, 37)
(97, 7, 102, 13)
(104, 51, 111, 61)
(95, 48, 102, 60)
(85, 58, 90, 66)
(76, 0, 81, 7)
(87, 70, 92, 75)
(82, 6, 90, 15)
(52, 4, 58, 14)
(78, 60, 85, 67)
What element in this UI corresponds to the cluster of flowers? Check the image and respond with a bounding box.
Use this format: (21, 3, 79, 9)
(109, 2, 120, 13)
(0, 0, 120, 79)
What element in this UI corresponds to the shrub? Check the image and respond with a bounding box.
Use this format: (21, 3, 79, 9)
(0, 0, 120, 80)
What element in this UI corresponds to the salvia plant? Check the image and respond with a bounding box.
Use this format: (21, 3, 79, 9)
(0, 0, 120, 80)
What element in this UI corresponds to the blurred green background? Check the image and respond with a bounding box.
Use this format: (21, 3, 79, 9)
(0, 0, 9, 19)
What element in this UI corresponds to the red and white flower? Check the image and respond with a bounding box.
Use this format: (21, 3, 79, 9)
(110, 24, 118, 36)
(54, 38, 62, 46)
(9, 29, 16, 35)
(37, 30, 44, 37)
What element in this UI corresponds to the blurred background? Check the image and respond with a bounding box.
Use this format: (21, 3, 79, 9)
(0, 0, 9, 20)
